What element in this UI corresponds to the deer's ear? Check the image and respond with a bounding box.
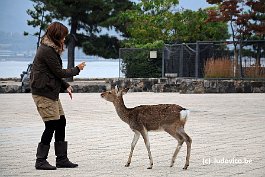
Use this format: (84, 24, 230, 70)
(114, 85, 119, 94)
(117, 88, 128, 96)
(121, 88, 129, 95)
(115, 85, 119, 91)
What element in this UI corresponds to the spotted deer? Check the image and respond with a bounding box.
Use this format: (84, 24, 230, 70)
(100, 88, 192, 170)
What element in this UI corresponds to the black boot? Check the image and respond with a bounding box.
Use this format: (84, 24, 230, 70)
(54, 141, 78, 168)
(35, 143, 56, 170)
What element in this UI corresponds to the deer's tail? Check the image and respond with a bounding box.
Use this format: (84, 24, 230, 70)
(180, 109, 190, 123)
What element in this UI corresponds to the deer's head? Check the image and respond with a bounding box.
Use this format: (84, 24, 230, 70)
(101, 87, 129, 102)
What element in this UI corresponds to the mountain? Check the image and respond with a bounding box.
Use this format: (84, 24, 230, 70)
(0, 0, 37, 58)
(0, 31, 36, 58)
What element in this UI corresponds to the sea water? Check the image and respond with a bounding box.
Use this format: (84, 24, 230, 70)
(0, 58, 122, 78)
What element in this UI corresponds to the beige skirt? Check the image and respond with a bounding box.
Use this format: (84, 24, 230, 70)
(32, 95, 65, 122)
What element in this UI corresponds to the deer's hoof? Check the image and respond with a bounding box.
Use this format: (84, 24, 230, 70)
(170, 161, 174, 167)
(147, 166, 153, 169)
(125, 163, 130, 167)
(183, 164, 189, 170)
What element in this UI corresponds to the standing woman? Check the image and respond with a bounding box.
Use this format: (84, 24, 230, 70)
(30, 22, 86, 170)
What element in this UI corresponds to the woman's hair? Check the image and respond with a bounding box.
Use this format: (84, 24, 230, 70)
(43, 22, 69, 52)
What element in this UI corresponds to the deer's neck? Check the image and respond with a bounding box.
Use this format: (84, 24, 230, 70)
(113, 97, 130, 124)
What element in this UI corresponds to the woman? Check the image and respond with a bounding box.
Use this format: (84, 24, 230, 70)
(30, 22, 86, 170)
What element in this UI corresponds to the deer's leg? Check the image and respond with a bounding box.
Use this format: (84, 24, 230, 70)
(140, 128, 153, 169)
(125, 130, 140, 167)
(177, 128, 192, 170)
(164, 128, 184, 167)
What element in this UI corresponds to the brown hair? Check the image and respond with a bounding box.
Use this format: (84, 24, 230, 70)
(43, 22, 68, 52)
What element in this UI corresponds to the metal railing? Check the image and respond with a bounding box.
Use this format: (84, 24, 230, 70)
(163, 40, 265, 79)
(119, 40, 265, 79)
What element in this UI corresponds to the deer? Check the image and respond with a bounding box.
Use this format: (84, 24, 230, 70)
(100, 87, 192, 170)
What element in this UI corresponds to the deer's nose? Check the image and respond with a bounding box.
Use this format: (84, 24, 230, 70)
(100, 93, 105, 97)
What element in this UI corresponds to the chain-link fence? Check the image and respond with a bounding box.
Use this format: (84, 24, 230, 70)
(163, 40, 265, 79)
(119, 40, 265, 79)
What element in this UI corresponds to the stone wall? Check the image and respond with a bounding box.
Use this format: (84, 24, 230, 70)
(1, 78, 265, 93)
(0, 81, 22, 93)
(106, 78, 265, 93)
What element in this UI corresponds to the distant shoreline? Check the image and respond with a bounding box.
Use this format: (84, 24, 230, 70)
(0, 56, 120, 62)
(0, 56, 33, 62)
(0, 59, 121, 78)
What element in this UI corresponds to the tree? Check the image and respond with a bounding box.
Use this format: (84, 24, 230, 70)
(177, 8, 230, 42)
(25, 1, 53, 50)
(206, 0, 265, 72)
(29, 0, 134, 81)
(246, 0, 265, 66)
(118, 0, 229, 77)
(121, 0, 229, 47)
(120, 0, 180, 47)
(245, 0, 265, 38)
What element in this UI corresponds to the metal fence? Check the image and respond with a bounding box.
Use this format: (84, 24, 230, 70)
(163, 40, 265, 79)
(119, 40, 265, 79)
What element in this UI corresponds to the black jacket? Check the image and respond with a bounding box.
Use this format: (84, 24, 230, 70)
(30, 44, 80, 100)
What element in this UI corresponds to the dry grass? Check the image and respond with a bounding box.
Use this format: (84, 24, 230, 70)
(204, 58, 265, 79)
(244, 66, 265, 78)
(204, 58, 234, 78)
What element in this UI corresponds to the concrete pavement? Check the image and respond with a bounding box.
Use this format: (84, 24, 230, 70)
(0, 92, 264, 177)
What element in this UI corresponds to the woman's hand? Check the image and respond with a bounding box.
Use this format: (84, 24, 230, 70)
(77, 62, 86, 70)
(67, 86, 73, 99)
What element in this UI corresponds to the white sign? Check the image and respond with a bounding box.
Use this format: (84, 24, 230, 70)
(150, 51, 157, 59)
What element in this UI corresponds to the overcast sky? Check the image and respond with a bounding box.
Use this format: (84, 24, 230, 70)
(0, 0, 213, 34)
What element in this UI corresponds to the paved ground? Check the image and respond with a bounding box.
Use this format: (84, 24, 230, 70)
(0, 92, 264, 177)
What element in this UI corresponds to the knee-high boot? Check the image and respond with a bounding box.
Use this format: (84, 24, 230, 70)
(54, 141, 78, 168)
(35, 143, 56, 170)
